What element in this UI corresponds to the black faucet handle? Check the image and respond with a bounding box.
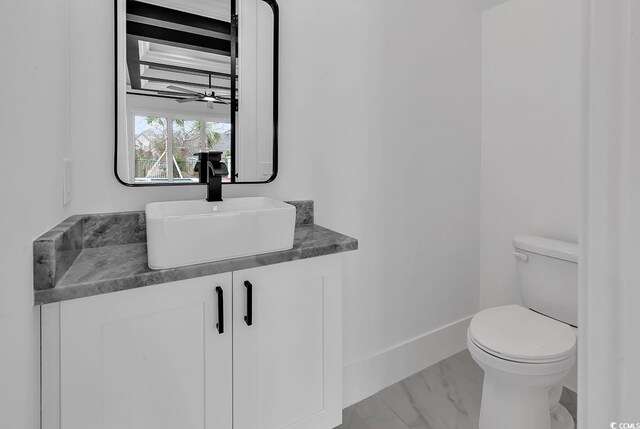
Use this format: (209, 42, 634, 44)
(207, 151, 224, 162)
(215, 162, 229, 177)
(194, 151, 223, 159)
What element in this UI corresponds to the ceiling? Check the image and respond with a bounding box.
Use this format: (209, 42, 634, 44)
(126, 0, 235, 101)
(136, 0, 230, 21)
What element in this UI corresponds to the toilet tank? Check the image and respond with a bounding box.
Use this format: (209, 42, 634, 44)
(514, 235, 579, 327)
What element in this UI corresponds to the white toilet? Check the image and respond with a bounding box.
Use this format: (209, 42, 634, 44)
(468, 235, 578, 429)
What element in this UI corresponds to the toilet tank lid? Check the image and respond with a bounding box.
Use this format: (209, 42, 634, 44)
(514, 235, 578, 263)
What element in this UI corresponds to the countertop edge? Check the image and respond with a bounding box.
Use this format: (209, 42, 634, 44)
(34, 226, 357, 306)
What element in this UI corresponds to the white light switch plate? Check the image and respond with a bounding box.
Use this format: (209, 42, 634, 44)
(63, 158, 72, 205)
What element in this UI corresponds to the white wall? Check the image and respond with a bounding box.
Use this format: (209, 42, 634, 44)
(480, 0, 583, 309)
(74, 0, 482, 407)
(0, 1, 70, 428)
(1, 0, 482, 426)
(480, 0, 511, 11)
(581, 0, 640, 424)
(620, 0, 640, 415)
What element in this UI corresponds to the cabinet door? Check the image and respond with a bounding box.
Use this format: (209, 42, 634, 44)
(57, 274, 232, 429)
(233, 257, 342, 429)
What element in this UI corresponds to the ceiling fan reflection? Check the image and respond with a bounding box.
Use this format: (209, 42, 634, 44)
(167, 85, 231, 109)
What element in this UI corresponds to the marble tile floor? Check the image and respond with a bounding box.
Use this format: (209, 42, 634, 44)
(335, 350, 577, 429)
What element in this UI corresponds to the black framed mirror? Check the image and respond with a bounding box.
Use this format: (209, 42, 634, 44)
(115, 0, 278, 186)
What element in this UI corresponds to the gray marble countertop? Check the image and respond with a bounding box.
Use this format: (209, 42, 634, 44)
(34, 202, 357, 305)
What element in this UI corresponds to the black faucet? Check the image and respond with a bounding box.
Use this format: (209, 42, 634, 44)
(194, 151, 229, 202)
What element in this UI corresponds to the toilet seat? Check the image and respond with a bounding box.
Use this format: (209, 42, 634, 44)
(469, 305, 576, 364)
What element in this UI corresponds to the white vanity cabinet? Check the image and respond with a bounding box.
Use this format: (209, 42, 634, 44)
(232, 257, 343, 429)
(42, 273, 234, 429)
(41, 256, 343, 429)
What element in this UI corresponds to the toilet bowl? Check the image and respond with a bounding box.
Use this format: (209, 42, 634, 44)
(469, 236, 579, 429)
(468, 305, 576, 429)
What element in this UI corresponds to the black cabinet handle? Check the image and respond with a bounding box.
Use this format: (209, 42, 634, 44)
(244, 281, 253, 326)
(216, 287, 224, 334)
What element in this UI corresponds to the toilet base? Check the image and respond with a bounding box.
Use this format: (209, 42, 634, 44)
(478, 373, 575, 429)
(479, 374, 549, 429)
(551, 405, 575, 429)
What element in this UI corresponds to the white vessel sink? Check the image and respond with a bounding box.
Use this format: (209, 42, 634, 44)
(146, 198, 296, 269)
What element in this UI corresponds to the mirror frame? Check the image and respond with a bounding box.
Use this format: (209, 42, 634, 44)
(113, 0, 279, 187)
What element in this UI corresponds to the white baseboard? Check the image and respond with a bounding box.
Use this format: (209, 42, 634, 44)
(342, 315, 473, 408)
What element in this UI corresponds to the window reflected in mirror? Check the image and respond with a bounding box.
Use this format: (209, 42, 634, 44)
(132, 116, 232, 184)
(115, 0, 278, 186)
